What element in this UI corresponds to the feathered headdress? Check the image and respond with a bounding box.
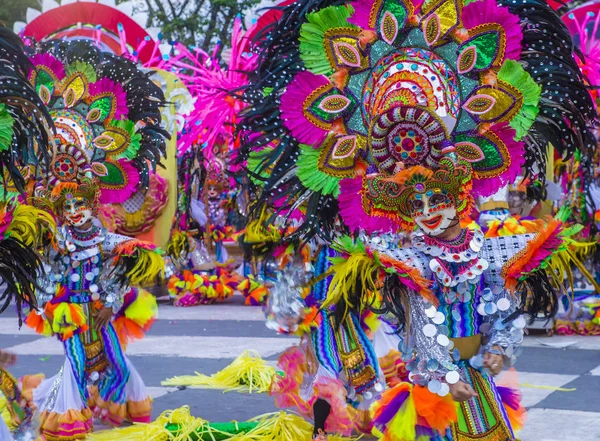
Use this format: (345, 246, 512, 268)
(0, 27, 57, 322)
(27, 39, 168, 204)
(238, 0, 597, 240)
(0, 26, 53, 194)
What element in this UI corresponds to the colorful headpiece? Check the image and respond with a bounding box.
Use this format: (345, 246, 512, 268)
(27, 39, 168, 204)
(363, 157, 473, 230)
(0, 26, 53, 194)
(50, 178, 100, 213)
(239, 0, 597, 239)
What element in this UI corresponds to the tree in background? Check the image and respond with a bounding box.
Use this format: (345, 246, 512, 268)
(130, 0, 261, 52)
(0, 0, 39, 27)
(1, 0, 261, 55)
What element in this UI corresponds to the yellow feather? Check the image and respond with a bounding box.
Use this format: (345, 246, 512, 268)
(6, 204, 55, 247)
(161, 350, 275, 394)
(322, 253, 379, 316)
(127, 249, 165, 286)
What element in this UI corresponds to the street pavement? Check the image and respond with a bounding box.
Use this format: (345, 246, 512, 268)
(2, 294, 600, 441)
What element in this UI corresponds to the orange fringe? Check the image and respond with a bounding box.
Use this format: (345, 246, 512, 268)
(412, 385, 458, 432)
(502, 217, 559, 291)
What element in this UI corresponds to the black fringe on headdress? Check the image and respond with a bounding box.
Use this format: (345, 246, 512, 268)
(371, 274, 409, 333)
(236, 0, 347, 246)
(499, 0, 598, 196)
(0, 237, 41, 325)
(515, 272, 559, 322)
(0, 27, 53, 193)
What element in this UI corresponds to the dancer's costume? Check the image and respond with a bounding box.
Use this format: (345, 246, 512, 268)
(0, 26, 58, 441)
(21, 40, 166, 441)
(239, 0, 597, 439)
(266, 241, 408, 436)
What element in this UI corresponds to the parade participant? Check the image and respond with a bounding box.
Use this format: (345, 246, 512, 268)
(20, 39, 167, 440)
(267, 238, 407, 440)
(0, 25, 61, 441)
(237, 0, 598, 438)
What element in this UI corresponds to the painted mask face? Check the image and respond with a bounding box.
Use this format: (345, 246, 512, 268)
(207, 185, 219, 199)
(63, 197, 93, 228)
(410, 190, 457, 236)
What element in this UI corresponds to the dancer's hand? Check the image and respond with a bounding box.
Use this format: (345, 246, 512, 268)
(0, 350, 16, 368)
(449, 380, 478, 402)
(483, 349, 504, 376)
(93, 306, 113, 332)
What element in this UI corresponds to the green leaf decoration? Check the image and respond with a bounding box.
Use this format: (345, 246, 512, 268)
(98, 161, 127, 186)
(65, 61, 97, 83)
(299, 5, 357, 75)
(35, 69, 56, 102)
(454, 132, 505, 174)
(498, 60, 541, 140)
(0, 103, 14, 152)
(297, 144, 341, 196)
(98, 120, 141, 160)
(376, 0, 409, 46)
(87, 96, 113, 123)
(308, 88, 357, 123)
(458, 31, 501, 72)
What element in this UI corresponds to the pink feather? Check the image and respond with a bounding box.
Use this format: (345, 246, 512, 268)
(280, 70, 331, 147)
(471, 122, 524, 198)
(347, 0, 378, 29)
(339, 177, 399, 234)
(28, 53, 66, 80)
(461, 0, 523, 61)
(88, 78, 129, 120)
(98, 159, 140, 204)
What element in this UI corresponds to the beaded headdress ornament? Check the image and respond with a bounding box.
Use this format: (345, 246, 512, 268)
(239, 0, 597, 239)
(27, 39, 167, 205)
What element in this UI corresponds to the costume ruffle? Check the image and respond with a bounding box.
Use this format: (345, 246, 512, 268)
(34, 359, 93, 440)
(371, 382, 458, 441)
(37, 408, 94, 441)
(168, 269, 238, 305)
(112, 288, 158, 348)
(25, 299, 89, 341)
(269, 345, 355, 436)
(237, 275, 269, 306)
(88, 357, 152, 426)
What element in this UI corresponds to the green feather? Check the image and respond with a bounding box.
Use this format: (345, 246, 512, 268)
(65, 61, 98, 83)
(498, 60, 541, 140)
(108, 119, 142, 160)
(297, 144, 341, 196)
(299, 5, 356, 75)
(0, 104, 14, 152)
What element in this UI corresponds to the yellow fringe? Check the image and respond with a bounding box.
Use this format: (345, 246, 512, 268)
(322, 253, 380, 315)
(244, 207, 281, 244)
(6, 204, 55, 247)
(161, 350, 275, 394)
(167, 231, 190, 260)
(88, 407, 358, 441)
(0, 394, 15, 430)
(127, 248, 165, 286)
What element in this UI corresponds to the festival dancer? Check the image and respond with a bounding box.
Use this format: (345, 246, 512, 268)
(0, 26, 61, 441)
(236, 0, 598, 438)
(19, 39, 167, 441)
